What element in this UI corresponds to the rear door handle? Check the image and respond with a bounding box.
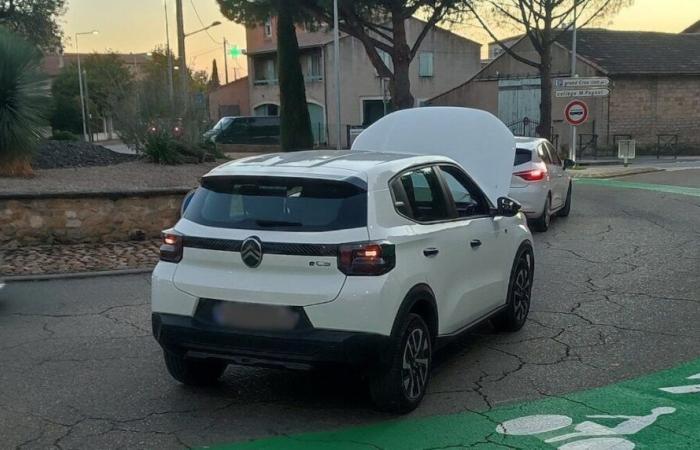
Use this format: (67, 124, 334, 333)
(423, 248, 439, 257)
(470, 239, 482, 248)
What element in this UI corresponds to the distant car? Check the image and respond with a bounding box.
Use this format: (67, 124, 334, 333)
(202, 116, 237, 143)
(151, 108, 534, 413)
(509, 137, 573, 232)
(204, 116, 280, 146)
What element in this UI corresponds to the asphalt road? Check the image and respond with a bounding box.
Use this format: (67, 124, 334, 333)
(1, 170, 699, 449)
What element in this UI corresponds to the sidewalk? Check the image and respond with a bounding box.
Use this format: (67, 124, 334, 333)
(570, 165, 664, 178)
(0, 240, 159, 279)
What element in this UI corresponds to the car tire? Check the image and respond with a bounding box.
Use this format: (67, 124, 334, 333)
(556, 182, 572, 217)
(531, 195, 551, 232)
(163, 351, 227, 386)
(493, 245, 534, 332)
(369, 313, 432, 414)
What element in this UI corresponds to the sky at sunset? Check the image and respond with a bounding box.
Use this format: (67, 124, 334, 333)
(62, 0, 700, 82)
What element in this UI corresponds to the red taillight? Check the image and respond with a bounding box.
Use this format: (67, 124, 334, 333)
(160, 232, 183, 263)
(514, 168, 546, 181)
(338, 242, 395, 276)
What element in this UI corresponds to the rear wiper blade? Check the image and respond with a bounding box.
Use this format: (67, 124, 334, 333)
(255, 220, 303, 227)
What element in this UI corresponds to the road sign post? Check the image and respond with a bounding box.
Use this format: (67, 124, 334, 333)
(618, 139, 636, 167)
(564, 100, 589, 162)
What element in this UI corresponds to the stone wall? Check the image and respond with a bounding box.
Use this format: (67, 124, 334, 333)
(0, 189, 190, 247)
(609, 77, 700, 147)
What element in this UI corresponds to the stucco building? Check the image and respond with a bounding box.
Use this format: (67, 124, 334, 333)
(245, 17, 482, 147)
(430, 29, 700, 156)
(208, 76, 251, 121)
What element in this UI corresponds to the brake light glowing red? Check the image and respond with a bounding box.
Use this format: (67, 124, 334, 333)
(160, 232, 183, 263)
(338, 242, 395, 276)
(514, 169, 546, 181)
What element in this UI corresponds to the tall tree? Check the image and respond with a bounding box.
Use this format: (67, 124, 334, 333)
(465, 0, 632, 140)
(0, 0, 66, 50)
(298, 0, 466, 110)
(277, 1, 314, 150)
(217, 0, 314, 151)
(209, 59, 221, 89)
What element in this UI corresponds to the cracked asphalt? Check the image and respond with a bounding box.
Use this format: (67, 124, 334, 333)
(1, 170, 699, 449)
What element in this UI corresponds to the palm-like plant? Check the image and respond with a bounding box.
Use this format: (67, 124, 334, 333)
(0, 27, 51, 176)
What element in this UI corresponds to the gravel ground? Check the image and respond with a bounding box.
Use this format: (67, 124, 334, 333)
(33, 140, 137, 169)
(0, 160, 221, 195)
(0, 240, 159, 276)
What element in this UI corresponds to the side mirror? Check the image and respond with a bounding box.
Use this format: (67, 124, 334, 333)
(493, 197, 521, 217)
(563, 159, 575, 170)
(180, 189, 196, 218)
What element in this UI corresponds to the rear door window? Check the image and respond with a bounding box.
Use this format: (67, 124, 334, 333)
(184, 176, 367, 231)
(390, 166, 449, 222)
(514, 148, 532, 166)
(537, 145, 552, 164)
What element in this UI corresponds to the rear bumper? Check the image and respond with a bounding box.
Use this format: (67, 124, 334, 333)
(509, 185, 547, 217)
(152, 313, 392, 370)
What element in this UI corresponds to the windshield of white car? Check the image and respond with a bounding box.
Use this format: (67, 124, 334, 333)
(183, 176, 367, 231)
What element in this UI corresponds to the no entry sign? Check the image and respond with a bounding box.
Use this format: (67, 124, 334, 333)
(565, 100, 589, 126)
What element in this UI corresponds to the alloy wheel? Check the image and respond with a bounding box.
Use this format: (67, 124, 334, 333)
(512, 253, 533, 323)
(401, 327, 430, 400)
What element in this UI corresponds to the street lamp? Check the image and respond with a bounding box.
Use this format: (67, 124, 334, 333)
(76, 30, 99, 142)
(184, 21, 221, 38)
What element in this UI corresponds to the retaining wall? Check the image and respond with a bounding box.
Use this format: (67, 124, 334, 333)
(0, 189, 190, 247)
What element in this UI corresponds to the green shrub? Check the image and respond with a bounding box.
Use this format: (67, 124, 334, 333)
(0, 28, 50, 176)
(51, 130, 80, 141)
(143, 130, 182, 164)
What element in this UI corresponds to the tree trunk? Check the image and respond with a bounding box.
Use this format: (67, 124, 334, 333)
(277, 0, 314, 151)
(538, 47, 553, 141)
(390, 15, 414, 110)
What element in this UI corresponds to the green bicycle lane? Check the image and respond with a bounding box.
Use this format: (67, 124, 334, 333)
(575, 178, 700, 198)
(214, 358, 700, 449)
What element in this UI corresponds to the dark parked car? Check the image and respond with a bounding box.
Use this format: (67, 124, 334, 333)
(204, 116, 280, 146)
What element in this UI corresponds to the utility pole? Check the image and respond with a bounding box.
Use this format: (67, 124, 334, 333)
(175, 0, 188, 111)
(164, 0, 175, 109)
(570, 3, 578, 162)
(333, 0, 341, 149)
(223, 37, 229, 84)
(83, 69, 93, 142)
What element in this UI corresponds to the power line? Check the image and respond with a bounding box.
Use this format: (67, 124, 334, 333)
(189, 0, 223, 45)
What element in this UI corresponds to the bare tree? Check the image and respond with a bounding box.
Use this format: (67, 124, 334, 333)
(299, 0, 467, 110)
(466, 0, 632, 139)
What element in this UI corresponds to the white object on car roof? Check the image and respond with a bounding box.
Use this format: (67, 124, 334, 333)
(351, 107, 516, 205)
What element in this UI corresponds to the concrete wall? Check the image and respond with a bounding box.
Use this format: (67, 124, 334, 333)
(209, 77, 250, 121)
(0, 190, 188, 247)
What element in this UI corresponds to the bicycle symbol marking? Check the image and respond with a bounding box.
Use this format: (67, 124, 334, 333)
(495, 372, 699, 449)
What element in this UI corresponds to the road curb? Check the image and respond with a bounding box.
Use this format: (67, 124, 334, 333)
(2, 267, 153, 282)
(572, 167, 664, 179)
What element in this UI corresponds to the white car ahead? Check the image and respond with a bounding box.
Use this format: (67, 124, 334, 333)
(509, 137, 574, 232)
(151, 108, 534, 413)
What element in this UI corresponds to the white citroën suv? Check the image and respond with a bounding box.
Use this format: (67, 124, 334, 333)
(151, 108, 535, 413)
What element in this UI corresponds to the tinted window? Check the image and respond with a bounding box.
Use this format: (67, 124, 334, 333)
(514, 148, 532, 166)
(439, 166, 489, 218)
(390, 167, 449, 222)
(184, 176, 367, 232)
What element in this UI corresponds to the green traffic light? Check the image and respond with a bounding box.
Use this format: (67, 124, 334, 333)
(229, 45, 243, 58)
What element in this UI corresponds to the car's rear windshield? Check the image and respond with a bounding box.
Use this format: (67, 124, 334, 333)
(184, 176, 367, 232)
(514, 148, 532, 166)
